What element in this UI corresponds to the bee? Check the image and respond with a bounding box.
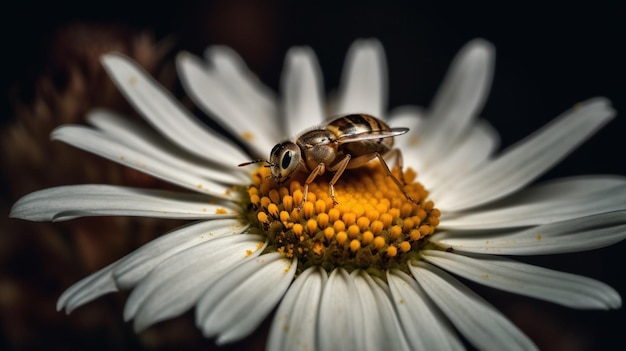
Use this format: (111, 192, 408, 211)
(239, 114, 418, 206)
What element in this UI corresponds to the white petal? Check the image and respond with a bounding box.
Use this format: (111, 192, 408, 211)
(351, 270, 411, 351)
(196, 253, 297, 344)
(177, 52, 277, 156)
(127, 234, 266, 331)
(422, 119, 499, 191)
(387, 270, 463, 351)
(437, 98, 615, 211)
(281, 47, 325, 136)
(409, 261, 538, 351)
(335, 39, 387, 118)
(57, 219, 247, 313)
(268, 266, 326, 351)
(318, 268, 364, 351)
(10, 185, 238, 222)
(52, 125, 239, 200)
(57, 260, 120, 313)
(87, 109, 250, 185)
(114, 219, 247, 288)
(204, 45, 278, 120)
(419, 39, 494, 166)
(101, 54, 248, 167)
(432, 210, 626, 255)
(439, 176, 626, 230)
(421, 250, 621, 309)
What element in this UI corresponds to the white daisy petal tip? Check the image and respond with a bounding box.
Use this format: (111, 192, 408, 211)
(465, 38, 495, 81)
(336, 37, 388, 117)
(464, 37, 495, 58)
(203, 44, 248, 69)
(176, 51, 205, 75)
(204, 45, 232, 60)
(286, 45, 313, 60)
(55, 262, 121, 315)
(610, 291, 623, 309)
(579, 96, 615, 118)
(350, 37, 384, 56)
(282, 45, 325, 134)
(452, 37, 495, 83)
(100, 53, 132, 74)
(175, 50, 193, 61)
(596, 285, 622, 310)
(56, 295, 74, 314)
(175, 52, 196, 74)
(283, 46, 319, 77)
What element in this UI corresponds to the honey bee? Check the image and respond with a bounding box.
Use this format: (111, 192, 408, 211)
(239, 114, 418, 206)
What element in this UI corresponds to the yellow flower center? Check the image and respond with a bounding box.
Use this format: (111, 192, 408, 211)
(243, 163, 439, 275)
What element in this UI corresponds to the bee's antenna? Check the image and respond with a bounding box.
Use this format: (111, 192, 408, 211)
(238, 160, 270, 167)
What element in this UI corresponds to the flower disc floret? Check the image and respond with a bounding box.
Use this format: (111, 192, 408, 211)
(244, 163, 440, 274)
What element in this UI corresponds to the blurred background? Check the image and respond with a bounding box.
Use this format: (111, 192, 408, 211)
(1, 0, 625, 350)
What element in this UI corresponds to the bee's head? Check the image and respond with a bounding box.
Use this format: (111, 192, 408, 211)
(237, 142, 301, 184)
(268, 141, 301, 184)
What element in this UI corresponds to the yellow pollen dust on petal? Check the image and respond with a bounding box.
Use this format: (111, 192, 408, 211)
(244, 162, 440, 272)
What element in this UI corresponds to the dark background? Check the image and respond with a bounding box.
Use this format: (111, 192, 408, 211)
(1, 0, 625, 350)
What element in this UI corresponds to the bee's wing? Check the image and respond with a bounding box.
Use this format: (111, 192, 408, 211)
(336, 127, 409, 144)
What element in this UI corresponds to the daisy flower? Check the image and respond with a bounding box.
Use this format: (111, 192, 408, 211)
(10, 38, 625, 350)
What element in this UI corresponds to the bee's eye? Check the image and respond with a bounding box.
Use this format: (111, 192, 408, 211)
(281, 151, 292, 170)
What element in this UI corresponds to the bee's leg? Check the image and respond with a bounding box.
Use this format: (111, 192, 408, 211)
(327, 154, 352, 205)
(374, 152, 420, 205)
(384, 148, 406, 185)
(301, 163, 326, 209)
